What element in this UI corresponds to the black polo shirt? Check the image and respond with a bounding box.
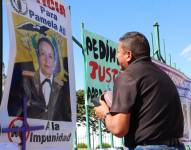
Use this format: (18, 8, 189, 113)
(110, 56, 184, 147)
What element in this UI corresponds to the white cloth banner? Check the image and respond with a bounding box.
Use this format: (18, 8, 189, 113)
(153, 59, 191, 145)
(0, 0, 76, 149)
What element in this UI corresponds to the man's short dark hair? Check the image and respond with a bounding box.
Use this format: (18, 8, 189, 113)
(37, 37, 55, 59)
(119, 32, 150, 58)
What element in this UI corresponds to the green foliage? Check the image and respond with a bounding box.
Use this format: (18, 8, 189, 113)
(76, 89, 96, 128)
(77, 143, 87, 148)
(96, 143, 111, 148)
(76, 89, 86, 126)
(76, 90, 108, 132)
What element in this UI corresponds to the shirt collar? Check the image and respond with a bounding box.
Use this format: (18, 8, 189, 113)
(40, 69, 53, 84)
(131, 56, 151, 65)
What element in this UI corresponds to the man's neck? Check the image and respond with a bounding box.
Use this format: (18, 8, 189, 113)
(131, 56, 151, 64)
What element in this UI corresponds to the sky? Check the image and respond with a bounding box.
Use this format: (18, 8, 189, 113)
(3, 0, 191, 90)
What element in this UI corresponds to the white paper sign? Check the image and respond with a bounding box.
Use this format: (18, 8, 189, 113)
(0, 0, 76, 149)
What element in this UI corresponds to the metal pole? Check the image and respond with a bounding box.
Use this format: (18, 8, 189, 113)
(110, 133, 114, 147)
(85, 105, 91, 149)
(169, 54, 171, 66)
(98, 120, 103, 148)
(151, 32, 155, 58)
(174, 63, 176, 69)
(153, 22, 166, 63)
(153, 22, 161, 61)
(72, 36, 83, 49)
(73, 129, 77, 150)
(163, 39, 166, 62)
(121, 137, 124, 147)
(80, 22, 91, 149)
(92, 128, 94, 150)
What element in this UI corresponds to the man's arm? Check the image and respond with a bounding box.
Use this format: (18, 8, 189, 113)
(94, 100, 131, 137)
(105, 112, 130, 137)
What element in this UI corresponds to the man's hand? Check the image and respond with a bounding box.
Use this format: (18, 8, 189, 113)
(94, 98, 130, 137)
(94, 100, 109, 120)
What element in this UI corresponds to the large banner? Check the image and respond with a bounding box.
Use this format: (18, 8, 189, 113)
(82, 29, 120, 105)
(0, 0, 76, 149)
(153, 60, 191, 146)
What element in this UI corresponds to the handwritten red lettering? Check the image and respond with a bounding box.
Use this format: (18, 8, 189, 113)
(89, 61, 119, 83)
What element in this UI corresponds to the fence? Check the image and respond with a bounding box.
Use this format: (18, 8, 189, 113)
(76, 126, 124, 149)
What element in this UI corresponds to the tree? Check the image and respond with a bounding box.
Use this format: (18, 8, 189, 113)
(76, 89, 86, 126)
(76, 90, 108, 132)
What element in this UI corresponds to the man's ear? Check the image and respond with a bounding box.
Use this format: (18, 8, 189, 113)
(125, 50, 132, 62)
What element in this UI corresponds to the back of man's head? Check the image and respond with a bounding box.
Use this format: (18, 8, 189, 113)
(119, 32, 150, 59)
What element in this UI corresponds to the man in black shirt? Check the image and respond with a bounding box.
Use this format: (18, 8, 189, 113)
(94, 32, 184, 149)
